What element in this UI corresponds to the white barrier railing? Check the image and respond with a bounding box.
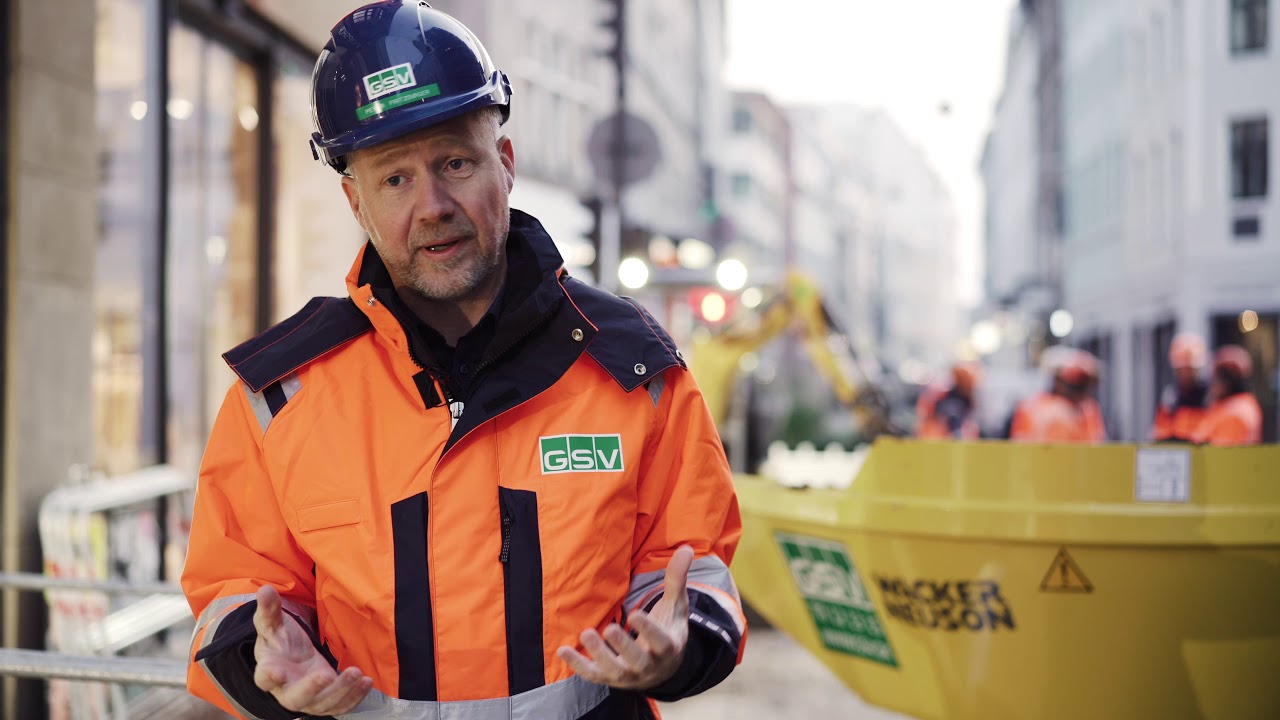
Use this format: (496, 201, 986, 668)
(30, 464, 200, 719)
(757, 441, 870, 489)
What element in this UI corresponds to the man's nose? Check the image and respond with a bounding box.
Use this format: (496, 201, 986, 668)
(412, 177, 457, 224)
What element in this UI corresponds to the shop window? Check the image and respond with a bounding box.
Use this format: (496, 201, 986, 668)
(165, 23, 262, 472)
(93, 0, 152, 475)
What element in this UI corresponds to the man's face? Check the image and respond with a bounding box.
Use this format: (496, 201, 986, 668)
(341, 111, 516, 303)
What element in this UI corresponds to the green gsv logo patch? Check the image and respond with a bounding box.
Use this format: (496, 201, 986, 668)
(364, 62, 416, 100)
(540, 435, 624, 474)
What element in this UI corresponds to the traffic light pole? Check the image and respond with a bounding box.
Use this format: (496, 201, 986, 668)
(600, 0, 627, 293)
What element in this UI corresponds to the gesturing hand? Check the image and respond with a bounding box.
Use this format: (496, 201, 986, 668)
(557, 545, 694, 690)
(252, 585, 373, 715)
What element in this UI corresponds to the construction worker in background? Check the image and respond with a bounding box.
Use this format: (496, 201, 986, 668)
(1009, 348, 1107, 443)
(181, 3, 745, 719)
(1152, 332, 1209, 442)
(1190, 345, 1263, 446)
(915, 362, 982, 439)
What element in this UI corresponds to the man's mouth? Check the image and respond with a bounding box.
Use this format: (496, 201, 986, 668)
(424, 238, 462, 252)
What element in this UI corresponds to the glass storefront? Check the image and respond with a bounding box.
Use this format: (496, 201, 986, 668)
(166, 22, 262, 471)
(93, 0, 153, 475)
(91, 0, 357, 478)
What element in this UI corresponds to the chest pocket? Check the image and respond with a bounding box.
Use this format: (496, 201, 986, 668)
(298, 499, 362, 532)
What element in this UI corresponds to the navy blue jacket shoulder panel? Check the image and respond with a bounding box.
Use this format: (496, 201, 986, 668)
(561, 276, 685, 393)
(222, 296, 373, 393)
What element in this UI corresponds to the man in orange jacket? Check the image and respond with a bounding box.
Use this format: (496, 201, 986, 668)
(1009, 348, 1106, 443)
(1191, 345, 1263, 446)
(181, 4, 745, 719)
(1152, 332, 1208, 442)
(915, 362, 981, 440)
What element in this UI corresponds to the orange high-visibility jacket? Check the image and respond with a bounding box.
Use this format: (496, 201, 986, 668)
(181, 211, 746, 720)
(1152, 382, 1208, 442)
(914, 384, 979, 440)
(1190, 392, 1263, 446)
(1009, 392, 1105, 443)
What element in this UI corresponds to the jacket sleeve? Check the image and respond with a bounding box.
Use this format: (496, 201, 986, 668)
(626, 367, 746, 702)
(181, 381, 329, 720)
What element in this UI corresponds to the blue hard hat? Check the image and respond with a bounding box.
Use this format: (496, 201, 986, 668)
(310, 1, 511, 173)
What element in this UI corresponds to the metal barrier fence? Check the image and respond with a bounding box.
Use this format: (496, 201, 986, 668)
(0, 571, 188, 687)
(0, 649, 186, 688)
(7, 464, 209, 719)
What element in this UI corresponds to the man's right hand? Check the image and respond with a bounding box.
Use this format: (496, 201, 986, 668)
(252, 585, 373, 715)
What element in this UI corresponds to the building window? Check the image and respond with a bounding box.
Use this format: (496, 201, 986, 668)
(1231, 118, 1268, 199)
(732, 107, 752, 133)
(730, 172, 752, 198)
(1231, 0, 1268, 54)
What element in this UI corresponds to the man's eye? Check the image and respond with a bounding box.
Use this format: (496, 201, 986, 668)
(446, 159, 469, 171)
(385, 175, 405, 188)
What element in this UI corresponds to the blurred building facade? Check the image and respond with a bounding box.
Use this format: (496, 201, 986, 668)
(980, 0, 1063, 375)
(824, 107, 962, 375)
(983, 0, 1280, 442)
(721, 92, 790, 278)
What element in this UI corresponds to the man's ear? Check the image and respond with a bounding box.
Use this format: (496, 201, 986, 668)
(499, 135, 516, 193)
(340, 175, 366, 233)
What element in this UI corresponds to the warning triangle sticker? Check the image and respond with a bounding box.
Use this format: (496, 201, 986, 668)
(1040, 547, 1093, 593)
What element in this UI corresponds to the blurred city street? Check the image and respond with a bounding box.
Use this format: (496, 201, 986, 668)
(2, 0, 1278, 716)
(659, 628, 910, 720)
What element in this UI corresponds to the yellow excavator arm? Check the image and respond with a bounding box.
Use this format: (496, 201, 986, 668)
(688, 270, 900, 438)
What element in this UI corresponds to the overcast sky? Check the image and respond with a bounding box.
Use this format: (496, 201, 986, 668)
(724, 0, 1019, 306)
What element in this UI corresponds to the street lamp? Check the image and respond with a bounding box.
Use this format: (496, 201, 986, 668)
(716, 259, 748, 291)
(1049, 309, 1074, 338)
(970, 320, 1002, 356)
(618, 257, 649, 290)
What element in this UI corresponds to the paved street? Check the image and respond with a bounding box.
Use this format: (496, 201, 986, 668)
(658, 627, 914, 720)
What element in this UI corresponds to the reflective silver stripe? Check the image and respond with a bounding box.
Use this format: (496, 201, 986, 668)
(624, 568, 665, 615)
(190, 593, 256, 653)
(243, 373, 302, 434)
(190, 593, 316, 661)
(197, 654, 264, 720)
(280, 373, 302, 402)
(337, 674, 608, 720)
(191, 593, 319, 720)
(244, 384, 274, 435)
(686, 556, 743, 622)
(625, 556, 743, 631)
(646, 375, 666, 407)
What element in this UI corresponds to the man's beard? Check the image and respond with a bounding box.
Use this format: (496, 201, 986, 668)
(402, 218, 507, 302)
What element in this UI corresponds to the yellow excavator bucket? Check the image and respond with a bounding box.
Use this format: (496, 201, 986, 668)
(731, 439, 1280, 720)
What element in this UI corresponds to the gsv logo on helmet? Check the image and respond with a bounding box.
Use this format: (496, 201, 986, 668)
(539, 435, 624, 474)
(364, 63, 417, 100)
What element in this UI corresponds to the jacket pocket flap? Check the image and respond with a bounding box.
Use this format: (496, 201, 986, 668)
(298, 499, 361, 532)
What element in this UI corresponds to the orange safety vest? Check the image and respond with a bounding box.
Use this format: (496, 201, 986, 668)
(1190, 392, 1264, 446)
(1152, 382, 1208, 442)
(914, 384, 979, 440)
(1009, 392, 1103, 443)
(182, 212, 745, 720)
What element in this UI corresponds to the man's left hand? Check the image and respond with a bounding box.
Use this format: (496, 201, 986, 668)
(556, 545, 694, 690)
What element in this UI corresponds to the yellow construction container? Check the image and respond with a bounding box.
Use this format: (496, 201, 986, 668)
(731, 439, 1280, 720)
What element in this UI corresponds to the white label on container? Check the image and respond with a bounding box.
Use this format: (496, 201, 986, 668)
(1134, 447, 1191, 503)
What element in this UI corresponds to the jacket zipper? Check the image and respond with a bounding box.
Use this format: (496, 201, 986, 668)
(498, 494, 513, 564)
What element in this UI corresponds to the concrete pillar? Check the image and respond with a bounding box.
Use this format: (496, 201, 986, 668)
(2, 0, 98, 716)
